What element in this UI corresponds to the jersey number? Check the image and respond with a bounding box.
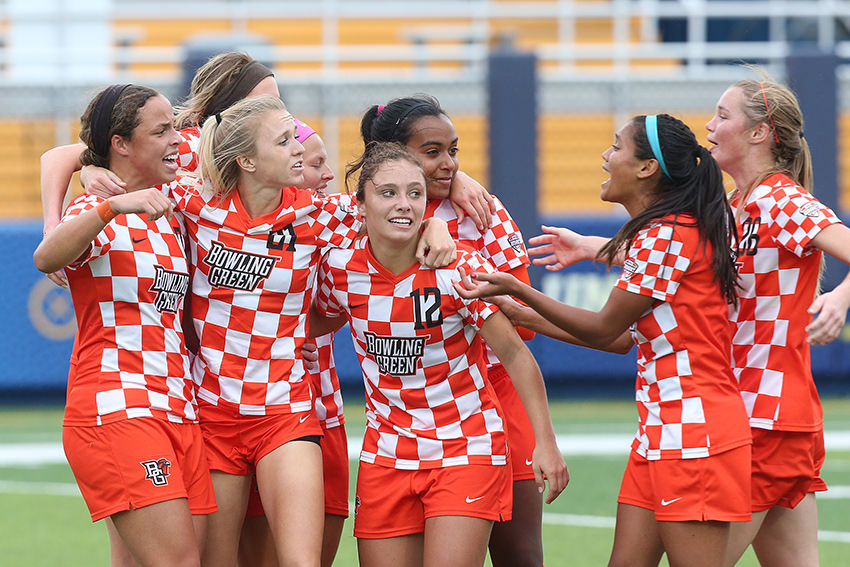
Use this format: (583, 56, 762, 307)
(267, 224, 297, 252)
(410, 288, 444, 329)
(738, 216, 761, 257)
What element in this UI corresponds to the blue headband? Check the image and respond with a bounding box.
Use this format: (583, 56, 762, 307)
(644, 115, 671, 179)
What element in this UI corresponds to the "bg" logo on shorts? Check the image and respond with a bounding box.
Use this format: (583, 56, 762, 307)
(140, 458, 172, 486)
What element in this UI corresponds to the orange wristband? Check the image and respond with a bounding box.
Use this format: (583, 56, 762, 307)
(96, 200, 116, 223)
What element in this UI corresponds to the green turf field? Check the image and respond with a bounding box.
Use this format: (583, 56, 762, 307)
(2, 398, 849, 566)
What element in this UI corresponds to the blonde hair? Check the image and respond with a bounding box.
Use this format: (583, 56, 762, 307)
(733, 71, 813, 201)
(175, 52, 257, 130)
(198, 95, 289, 199)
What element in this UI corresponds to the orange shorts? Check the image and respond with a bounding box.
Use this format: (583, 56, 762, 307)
(489, 364, 536, 481)
(244, 422, 349, 518)
(353, 462, 512, 539)
(618, 445, 751, 522)
(63, 418, 216, 522)
(322, 423, 350, 517)
(199, 401, 322, 476)
(750, 428, 828, 511)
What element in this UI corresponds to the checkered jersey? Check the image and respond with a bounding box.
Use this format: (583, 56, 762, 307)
(729, 173, 840, 431)
(424, 196, 530, 367)
(164, 180, 361, 415)
(616, 216, 750, 460)
(314, 240, 507, 470)
(177, 126, 201, 173)
(60, 193, 195, 427)
(307, 331, 344, 428)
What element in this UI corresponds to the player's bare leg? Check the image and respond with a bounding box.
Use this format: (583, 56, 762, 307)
(607, 503, 664, 567)
(256, 440, 324, 567)
(751, 494, 819, 567)
(358, 534, 424, 567)
(488, 479, 543, 566)
(201, 472, 252, 567)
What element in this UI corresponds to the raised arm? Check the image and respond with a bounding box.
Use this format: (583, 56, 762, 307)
(477, 312, 568, 504)
(456, 270, 650, 349)
(33, 189, 173, 274)
(40, 143, 87, 234)
(490, 294, 633, 354)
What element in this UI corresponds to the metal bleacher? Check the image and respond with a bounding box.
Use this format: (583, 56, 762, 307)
(1, 0, 849, 219)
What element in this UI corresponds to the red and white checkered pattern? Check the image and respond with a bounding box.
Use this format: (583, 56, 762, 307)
(315, 241, 507, 470)
(177, 126, 201, 173)
(164, 180, 361, 416)
(424, 196, 529, 367)
(60, 193, 195, 426)
(617, 216, 750, 460)
(307, 332, 344, 428)
(729, 173, 840, 431)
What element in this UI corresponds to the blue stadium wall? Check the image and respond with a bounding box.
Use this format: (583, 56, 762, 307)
(4, 217, 849, 401)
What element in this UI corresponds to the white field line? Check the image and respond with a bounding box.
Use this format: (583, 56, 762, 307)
(5, 431, 850, 466)
(4, 480, 847, 545)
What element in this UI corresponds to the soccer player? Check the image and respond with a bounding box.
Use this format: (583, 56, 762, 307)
(705, 76, 850, 567)
(311, 142, 568, 567)
(354, 95, 551, 566)
(456, 114, 752, 567)
(33, 84, 216, 567)
(237, 119, 349, 567)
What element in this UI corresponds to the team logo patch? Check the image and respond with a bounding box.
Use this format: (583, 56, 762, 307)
(141, 458, 172, 487)
(364, 332, 426, 376)
(622, 258, 639, 281)
(150, 266, 190, 313)
(800, 202, 821, 218)
(354, 495, 361, 518)
(507, 233, 523, 253)
(203, 241, 276, 291)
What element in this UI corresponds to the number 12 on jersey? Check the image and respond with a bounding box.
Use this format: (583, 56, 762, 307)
(410, 288, 444, 330)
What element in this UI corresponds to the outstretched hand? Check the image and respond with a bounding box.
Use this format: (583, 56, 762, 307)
(452, 268, 519, 300)
(527, 225, 588, 271)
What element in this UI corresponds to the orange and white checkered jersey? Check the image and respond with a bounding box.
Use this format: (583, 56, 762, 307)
(616, 216, 750, 461)
(60, 192, 195, 427)
(729, 173, 841, 432)
(176, 126, 201, 173)
(424, 196, 529, 367)
(163, 179, 361, 416)
(314, 240, 508, 470)
(305, 331, 343, 428)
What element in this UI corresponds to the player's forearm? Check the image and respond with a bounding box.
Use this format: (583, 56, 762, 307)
(41, 144, 85, 232)
(33, 207, 105, 273)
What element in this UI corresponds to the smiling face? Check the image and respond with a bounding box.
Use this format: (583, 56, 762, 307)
(296, 134, 334, 192)
(403, 114, 459, 200)
(120, 94, 181, 187)
(600, 120, 653, 216)
(358, 158, 427, 251)
(246, 109, 305, 188)
(705, 86, 758, 178)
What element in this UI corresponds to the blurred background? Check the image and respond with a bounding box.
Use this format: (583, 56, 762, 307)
(4, 0, 850, 399)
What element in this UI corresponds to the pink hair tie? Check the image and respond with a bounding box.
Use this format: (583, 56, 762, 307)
(377, 104, 386, 115)
(294, 118, 317, 143)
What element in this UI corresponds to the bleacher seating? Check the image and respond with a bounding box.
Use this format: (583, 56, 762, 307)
(1, 3, 848, 219)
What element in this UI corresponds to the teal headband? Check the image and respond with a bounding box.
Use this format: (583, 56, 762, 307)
(645, 115, 671, 179)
